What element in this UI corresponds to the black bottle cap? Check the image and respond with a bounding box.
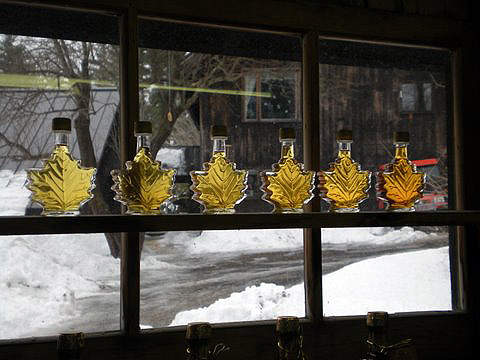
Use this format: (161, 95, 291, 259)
(394, 131, 410, 143)
(276, 316, 300, 334)
(134, 121, 152, 135)
(336, 129, 353, 141)
(366, 312, 388, 328)
(186, 322, 212, 340)
(279, 128, 296, 141)
(57, 332, 85, 352)
(210, 125, 228, 139)
(52, 117, 71, 132)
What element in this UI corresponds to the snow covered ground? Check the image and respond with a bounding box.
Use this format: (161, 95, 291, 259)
(0, 169, 451, 339)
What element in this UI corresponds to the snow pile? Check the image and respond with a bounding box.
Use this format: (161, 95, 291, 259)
(170, 247, 451, 325)
(0, 233, 120, 338)
(0, 170, 30, 216)
(322, 226, 443, 245)
(162, 229, 304, 254)
(156, 148, 184, 169)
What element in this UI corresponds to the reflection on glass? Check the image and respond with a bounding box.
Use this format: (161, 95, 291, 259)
(140, 229, 305, 327)
(0, 233, 120, 339)
(400, 83, 417, 112)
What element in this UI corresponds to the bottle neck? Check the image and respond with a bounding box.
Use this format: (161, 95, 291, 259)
(212, 138, 227, 157)
(367, 327, 388, 356)
(136, 134, 151, 152)
(55, 132, 70, 147)
(394, 143, 408, 159)
(337, 141, 352, 158)
(186, 339, 209, 360)
(280, 140, 295, 159)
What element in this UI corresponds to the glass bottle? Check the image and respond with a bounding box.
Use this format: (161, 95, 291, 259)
(185, 322, 229, 360)
(318, 129, 370, 212)
(27, 117, 96, 216)
(376, 132, 425, 211)
(261, 128, 314, 213)
(190, 125, 248, 214)
(111, 121, 176, 214)
(276, 316, 306, 360)
(57, 332, 84, 360)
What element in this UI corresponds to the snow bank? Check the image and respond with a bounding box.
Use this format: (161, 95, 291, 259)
(0, 170, 30, 216)
(170, 247, 451, 325)
(0, 233, 120, 339)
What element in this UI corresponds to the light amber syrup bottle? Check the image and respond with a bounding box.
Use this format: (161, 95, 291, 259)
(318, 129, 370, 212)
(27, 117, 96, 216)
(111, 121, 175, 214)
(376, 132, 425, 212)
(261, 128, 314, 213)
(190, 125, 248, 214)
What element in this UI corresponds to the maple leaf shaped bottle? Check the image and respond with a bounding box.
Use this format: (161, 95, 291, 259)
(111, 121, 175, 214)
(260, 128, 314, 213)
(27, 117, 96, 216)
(376, 131, 425, 212)
(190, 125, 248, 214)
(318, 129, 371, 212)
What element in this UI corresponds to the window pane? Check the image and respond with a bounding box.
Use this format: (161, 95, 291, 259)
(140, 229, 305, 327)
(138, 19, 303, 326)
(319, 39, 452, 316)
(0, 233, 120, 339)
(0, 9, 121, 217)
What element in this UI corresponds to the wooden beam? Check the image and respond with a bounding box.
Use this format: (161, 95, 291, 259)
(1, 211, 480, 236)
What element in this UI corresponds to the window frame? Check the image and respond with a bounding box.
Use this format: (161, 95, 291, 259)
(0, 1, 477, 359)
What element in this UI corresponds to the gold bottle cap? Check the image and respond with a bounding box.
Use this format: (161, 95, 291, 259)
(394, 131, 410, 143)
(276, 316, 300, 334)
(57, 332, 85, 351)
(210, 125, 228, 139)
(186, 322, 212, 340)
(279, 128, 296, 141)
(336, 129, 353, 142)
(52, 117, 71, 132)
(366, 312, 388, 328)
(134, 121, 152, 135)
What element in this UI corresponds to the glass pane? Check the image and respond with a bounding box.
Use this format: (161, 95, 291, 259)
(318, 39, 452, 316)
(138, 19, 304, 326)
(140, 229, 304, 328)
(0, 8, 121, 218)
(0, 233, 120, 339)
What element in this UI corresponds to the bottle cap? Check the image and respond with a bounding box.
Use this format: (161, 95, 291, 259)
(336, 129, 353, 142)
(57, 332, 85, 351)
(279, 128, 296, 141)
(52, 117, 71, 132)
(134, 121, 152, 135)
(394, 131, 410, 143)
(210, 125, 228, 139)
(366, 312, 388, 328)
(186, 322, 212, 340)
(276, 316, 300, 334)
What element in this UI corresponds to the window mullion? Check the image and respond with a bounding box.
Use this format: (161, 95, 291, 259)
(302, 30, 322, 322)
(119, 5, 141, 337)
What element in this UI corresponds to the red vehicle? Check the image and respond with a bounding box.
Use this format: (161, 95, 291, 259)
(377, 158, 448, 210)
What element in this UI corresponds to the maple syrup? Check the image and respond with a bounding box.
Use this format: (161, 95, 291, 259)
(111, 121, 175, 215)
(27, 117, 96, 216)
(190, 125, 248, 214)
(260, 128, 314, 213)
(376, 132, 425, 212)
(318, 129, 370, 212)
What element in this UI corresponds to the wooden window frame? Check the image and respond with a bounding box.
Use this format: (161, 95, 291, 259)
(0, 1, 478, 359)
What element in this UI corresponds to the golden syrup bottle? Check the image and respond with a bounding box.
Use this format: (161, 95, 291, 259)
(260, 128, 314, 213)
(111, 121, 175, 214)
(27, 117, 96, 216)
(190, 125, 248, 214)
(376, 132, 425, 212)
(318, 130, 370, 212)
(276, 316, 306, 360)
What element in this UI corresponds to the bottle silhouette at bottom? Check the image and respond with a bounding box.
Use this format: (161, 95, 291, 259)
(57, 332, 84, 360)
(276, 316, 306, 360)
(185, 322, 229, 360)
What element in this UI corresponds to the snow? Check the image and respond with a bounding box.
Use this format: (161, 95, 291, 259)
(156, 148, 184, 169)
(170, 247, 451, 325)
(0, 170, 30, 216)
